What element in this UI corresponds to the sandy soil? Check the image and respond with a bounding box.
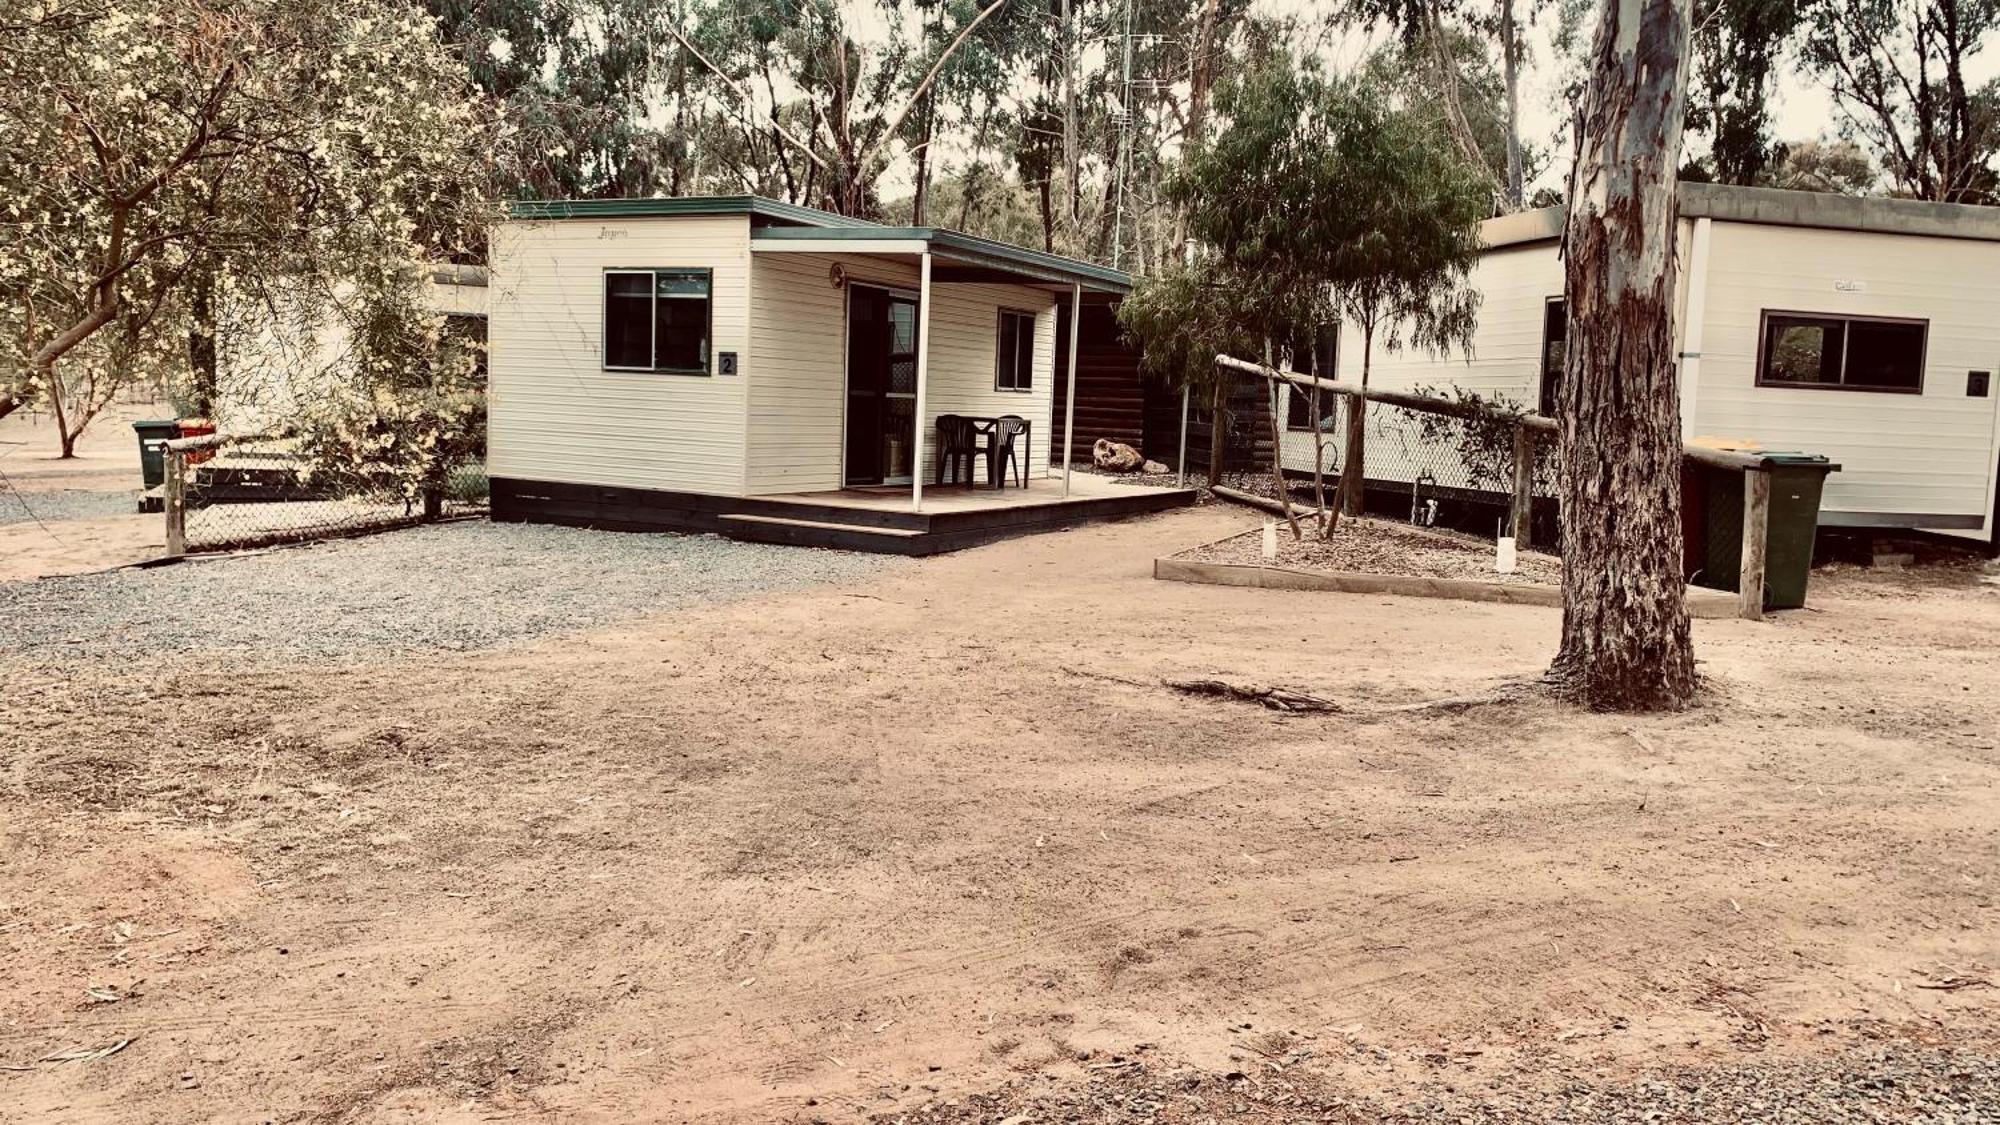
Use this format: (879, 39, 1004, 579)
(1179, 517, 1564, 586)
(2, 505, 1997, 1123)
(0, 400, 165, 580)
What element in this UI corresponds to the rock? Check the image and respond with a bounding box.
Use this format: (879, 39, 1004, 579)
(1093, 439, 1144, 472)
(1142, 460, 1169, 474)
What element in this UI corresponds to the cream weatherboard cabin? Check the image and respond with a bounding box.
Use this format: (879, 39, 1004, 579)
(484, 196, 1192, 553)
(1275, 183, 2000, 550)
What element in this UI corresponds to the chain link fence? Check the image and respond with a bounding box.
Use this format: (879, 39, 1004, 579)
(162, 433, 487, 555)
(1218, 357, 1562, 550)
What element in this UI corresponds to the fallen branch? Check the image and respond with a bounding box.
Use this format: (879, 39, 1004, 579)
(1913, 975, 1992, 991)
(1164, 677, 1342, 713)
(1209, 484, 1328, 522)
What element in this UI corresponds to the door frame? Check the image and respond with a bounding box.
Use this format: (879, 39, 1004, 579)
(841, 281, 923, 488)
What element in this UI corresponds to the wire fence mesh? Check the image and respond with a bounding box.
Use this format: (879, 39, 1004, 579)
(165, 433, 488, 555)
(1220, 363, 1563, 549)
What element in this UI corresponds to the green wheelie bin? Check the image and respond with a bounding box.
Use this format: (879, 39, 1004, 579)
(1686, 452, 1839, 610)
(133, 419, 181, 490)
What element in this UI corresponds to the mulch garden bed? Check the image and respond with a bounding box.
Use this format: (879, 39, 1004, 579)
(1177, 516, 1563, 587)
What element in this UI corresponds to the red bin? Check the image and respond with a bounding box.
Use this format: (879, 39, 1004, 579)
(178, 418, 217, 465)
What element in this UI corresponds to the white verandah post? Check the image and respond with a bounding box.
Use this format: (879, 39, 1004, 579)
(911, 252, 933, 514)
(1062, 282, 1081, 499)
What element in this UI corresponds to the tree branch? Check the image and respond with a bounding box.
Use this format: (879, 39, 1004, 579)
(663, 20, 831, 172)
(866, 0, 1009, 165)
(115, 61, 239, 208)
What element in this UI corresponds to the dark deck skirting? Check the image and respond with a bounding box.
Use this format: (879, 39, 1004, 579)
(489, 477, 1199, 556)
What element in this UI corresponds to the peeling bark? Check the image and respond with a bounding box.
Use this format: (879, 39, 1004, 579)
(1500, 0, 1524, 209)
(1549, 0, 1699, 711)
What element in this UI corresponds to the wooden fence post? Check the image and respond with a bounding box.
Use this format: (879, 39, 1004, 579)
(163, 448, 186, 558)
(1176, 385, 1190, 488)
(1510, 423, 1534, 551)
(1739, 467, 1770, 621)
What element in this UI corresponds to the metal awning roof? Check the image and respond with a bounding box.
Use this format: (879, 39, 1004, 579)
(504, 195, 1131, 294)
(749, 226, 1131, 294)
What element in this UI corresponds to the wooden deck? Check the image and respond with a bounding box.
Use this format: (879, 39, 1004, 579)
(490, 473, 1198, 555)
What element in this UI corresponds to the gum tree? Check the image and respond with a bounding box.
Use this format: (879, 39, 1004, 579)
(1172, 58, 1484, 519)
(1687, 0, 1805, 185)
(0, 0, 498, 458)
(1549, 0, 1699, 710)
(1802, 0, 2000, 203)
(1120, 56, 1484, 526)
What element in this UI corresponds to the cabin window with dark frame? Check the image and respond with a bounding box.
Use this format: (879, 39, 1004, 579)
(1285, 323, 1339, 430)
(603, 269, 711, 373)
(1758, 312, 1926, 393)
(996, 308, 1035, 391)
(1538, 298, 1566, 417)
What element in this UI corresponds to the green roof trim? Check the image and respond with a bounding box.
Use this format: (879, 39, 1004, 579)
(504, 194, 1130, 293)
(505, 195, 879, 228)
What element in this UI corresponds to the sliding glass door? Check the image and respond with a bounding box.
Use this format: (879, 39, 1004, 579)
(844, 285, 920, 486)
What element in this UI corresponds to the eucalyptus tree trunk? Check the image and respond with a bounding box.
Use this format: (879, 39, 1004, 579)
(1500, 0, 1524, 209)
(1550, 0, 1698, 711)
(1061, 0, 1081, 247)
(1338, 321, 1374, 517)
(1206, 379, 1226, 488)
(1178, 0, 1223, 257)
(188, 265, 219, 417)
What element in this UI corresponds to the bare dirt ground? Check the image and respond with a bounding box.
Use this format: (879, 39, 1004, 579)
(2, 505, 1998, 1123)
(0, 400, 164, 581)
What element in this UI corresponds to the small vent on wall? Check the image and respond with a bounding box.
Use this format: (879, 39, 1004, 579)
(1970, 371, 1991, 398)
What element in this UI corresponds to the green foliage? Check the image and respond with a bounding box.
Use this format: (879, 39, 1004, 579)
(1802, 0, 2000, 203)
(881, 165, 1046, 246)
(0, 0, 500, 459)
(1172, 57, 1486, 368)
(1121, 55, 1486, 396)
(1687, 0, 1805, 186)
(290, 272, 489, 506)
(1115, 264, 1263, 399)
(426, 0, 672, 200)
(1756, 140, 1879, 194)
(1404, 384, 1554, 494)
(1362, 32, 1550, 197)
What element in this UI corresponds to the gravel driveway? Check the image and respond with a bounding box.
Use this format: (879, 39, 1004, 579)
(0, 520, 899, 660)
(0, 486, 139, 525)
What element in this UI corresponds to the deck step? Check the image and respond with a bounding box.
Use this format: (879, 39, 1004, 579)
(719, 513, 923, 537)
(717, 513, 928, 554)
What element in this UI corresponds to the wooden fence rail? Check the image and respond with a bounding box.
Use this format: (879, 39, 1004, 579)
(1217, 353, 1777, 620)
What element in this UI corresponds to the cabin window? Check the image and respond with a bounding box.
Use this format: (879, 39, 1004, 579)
(1758, 311, 1925, 393)
(1538, 298, 1566, 416)
(996, 309, 1036, 391)
(1284, 385, 1321, 430)
(603, 269, 712, 374)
